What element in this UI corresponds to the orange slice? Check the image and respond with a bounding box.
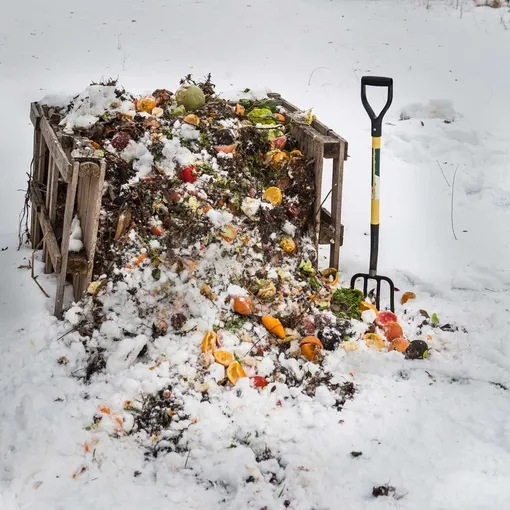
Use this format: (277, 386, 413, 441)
(359, 301, 378, 314)
(227, 361, 246, 385)
(261, 316, 285, 339)
(213, 350, 233, 367)
(201, 330, 217, 353)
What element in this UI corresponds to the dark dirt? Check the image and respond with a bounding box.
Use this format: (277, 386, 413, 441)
(372, 484, 396, 497)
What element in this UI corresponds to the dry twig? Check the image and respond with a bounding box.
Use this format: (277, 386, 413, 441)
(31, 233, 50, 297)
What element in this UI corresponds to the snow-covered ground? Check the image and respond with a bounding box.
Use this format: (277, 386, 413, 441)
(2, 1, 510, 509)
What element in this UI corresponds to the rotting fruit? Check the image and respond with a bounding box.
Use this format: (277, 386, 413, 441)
(359, 301, 378, 314)
(388, 337, 410, 353)
(175, 84, 205, 111)
(383, 321, 404, 341)
(405, 340, 429, 360)
(136, 96, 157, 113)
(375, 311, 398, 328)
(300, 336, 323, 363)
(213, 350, 233, 367)
(363, 333, 385, 351)
(262, 316, 285, 339)
(201, 330, 218, 353)
(401, 292, 416, 305)
(232, 296, 254, 316)
(280, 237, 296, 255)
(227, 361, 246, 385)
(320, 268, 339, 286)
(263, 186, 283, 206)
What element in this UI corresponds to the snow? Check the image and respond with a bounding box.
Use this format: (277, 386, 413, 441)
(60, 85, 133, 133)
(242, 197, 262, 218)
(69, 215, 83, 253)
(106, 335, 148, 375)
(400, 99, 458, 122)
(121, 137, 154, 183)
(2, 1, 510, 510)
(206, 208, 234, 228)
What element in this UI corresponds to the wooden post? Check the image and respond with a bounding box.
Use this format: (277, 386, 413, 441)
(54, 162, 79, 319)
(329, 141, 346, 269)
(311, 138, 325, 258)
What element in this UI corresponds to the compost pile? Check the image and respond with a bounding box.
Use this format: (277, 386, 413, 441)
(51, 76, 436, 455)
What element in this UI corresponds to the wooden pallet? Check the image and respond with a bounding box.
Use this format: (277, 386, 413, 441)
(29, 95, 347, 318)
(268, 93, 348, 269)
(29, 103, 106, 318)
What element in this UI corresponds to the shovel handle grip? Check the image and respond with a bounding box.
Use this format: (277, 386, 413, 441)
(361, 76, 393, 137)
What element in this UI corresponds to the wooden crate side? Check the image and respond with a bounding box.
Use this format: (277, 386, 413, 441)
(55, 163, 79, 319)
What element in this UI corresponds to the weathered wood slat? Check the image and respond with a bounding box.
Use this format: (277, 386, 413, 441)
(55, 162, 80, 319)
(29, 181, 62, 273)
(30, 128, 43, 248)
(329, 142, 346, 269)
(75, 171, 91, 300)
(44, 156, 59, 274)
(77, 160, 105, 301)
(40, 116, 72, 182)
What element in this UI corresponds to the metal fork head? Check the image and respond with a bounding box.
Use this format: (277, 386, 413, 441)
(350, 273, 395, 312)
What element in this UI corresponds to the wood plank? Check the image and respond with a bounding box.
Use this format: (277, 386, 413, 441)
(55, 163, 79, 319)
(77, 160, 105, 302)
(32, 130, 49, 248)
(29, 181, 61, 273)
(329, 141, 346, 269)
(30, 127, 43, 248)
(40, 116, 72, 182)
(74, 172, 88, 299)
(44, 156, 59, 274)
(41, 153, 52, 267)
(310, 138, 325, 265)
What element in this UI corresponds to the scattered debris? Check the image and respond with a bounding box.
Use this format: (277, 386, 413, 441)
(372, 484, 396, 497)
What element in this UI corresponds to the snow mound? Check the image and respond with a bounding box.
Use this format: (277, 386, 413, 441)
(400, 99, 458, 122)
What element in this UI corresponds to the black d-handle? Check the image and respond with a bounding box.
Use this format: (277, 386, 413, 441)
(361, 76, 393, 137)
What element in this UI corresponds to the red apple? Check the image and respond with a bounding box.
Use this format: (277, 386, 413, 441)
(180, 165, 198, 183)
